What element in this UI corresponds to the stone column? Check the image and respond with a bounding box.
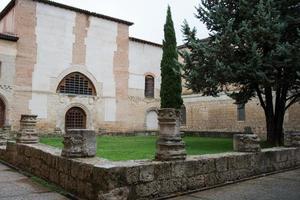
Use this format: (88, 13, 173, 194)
(62, 129, 96, 158)
(16, 115, 39, 144)
(0, 125, 11, 145)
(155, 108, 187, 161)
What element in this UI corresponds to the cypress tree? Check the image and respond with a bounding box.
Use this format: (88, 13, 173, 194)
(160, 6, 183, 109)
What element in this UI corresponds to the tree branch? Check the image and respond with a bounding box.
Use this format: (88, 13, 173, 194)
(255, 86, 266, 111)
(285, 96, 300, 111)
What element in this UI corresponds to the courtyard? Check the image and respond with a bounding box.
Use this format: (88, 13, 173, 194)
(0, 0, 299, 199)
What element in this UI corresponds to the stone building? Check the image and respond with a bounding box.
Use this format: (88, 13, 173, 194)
(0, 0, 299, 138)
(0, 0, 162, 133)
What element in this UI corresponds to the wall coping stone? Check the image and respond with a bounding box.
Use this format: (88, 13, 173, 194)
(0, 142, 299, 200)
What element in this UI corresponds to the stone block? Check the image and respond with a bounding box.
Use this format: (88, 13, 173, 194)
(215, 157, 228, 172)
(139, 165, 154, 182)
(171, 162, 186, 178)
(40, 163, 50, 179)
(185, 160, 197, 177)
(233, 134, 261, 152)
(78, 164, 93, 181)
(204, 173, 218, 187)
(5, 141, 17, 164)
(61, 129, 96, 158)
(49, 168, 60, 185)
(154, 162, 172, 180)
(159, 178, 183, 195)
(136, 182, 159, 197)
(195, 158, 216, 174)
(186, 175, 205, 190)
(284, 131, 300, 147)
(85, 182, 94, 200)
(16, 115, 39, 144)
(58, 157, 71, 174)
(98, 187, 129, 200)
(0, 125, 11, 145)
(126, 166, 139, 184)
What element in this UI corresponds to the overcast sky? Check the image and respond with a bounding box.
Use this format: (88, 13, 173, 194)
(0, 0, 209, 45)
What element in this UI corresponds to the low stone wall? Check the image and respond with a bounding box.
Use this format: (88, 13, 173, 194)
(183, 131, 240, 138)
(0, 142, 299, 200)
(98, 130, 158, 137)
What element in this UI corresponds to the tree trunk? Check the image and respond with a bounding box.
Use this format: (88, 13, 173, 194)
(265, 113, 276, 145)
(264, 86, 287, 146)
(265, 87, 276, 145)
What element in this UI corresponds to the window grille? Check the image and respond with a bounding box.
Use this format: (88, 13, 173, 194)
(145, 75, 154, 98)
(65, 107, 86, 130)
(57, 72, 96, 96)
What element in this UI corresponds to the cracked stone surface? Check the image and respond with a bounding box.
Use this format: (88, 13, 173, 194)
(0, 162, 69, 200)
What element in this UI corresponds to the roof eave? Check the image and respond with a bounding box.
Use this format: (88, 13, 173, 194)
(129, 37, 162, 48)
(33, 0, 134, 26)
(0, 33, 19, 41)
(0, 0, 16, 21)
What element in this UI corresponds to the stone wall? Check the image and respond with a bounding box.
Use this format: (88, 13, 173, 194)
(0, 0, 163, 133)
(183, 94, 300, 140)
(0, 39, 17, 125)
(183, 131, 239, 138)
(0, 3, 15, 34)
(0, 142, 299, 200)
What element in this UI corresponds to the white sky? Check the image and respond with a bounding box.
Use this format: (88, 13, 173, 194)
(0, 0, 209, 45)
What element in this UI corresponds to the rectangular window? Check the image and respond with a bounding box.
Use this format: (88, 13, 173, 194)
(237, 104, 246, 121)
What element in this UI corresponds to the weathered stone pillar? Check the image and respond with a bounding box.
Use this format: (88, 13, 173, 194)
(233, 134, 261, 152)
(16, 115, 39, 144)
(62, 129, 96, 158)
(0, 125, 11, 145)
(284, 131, 300, 147)
(155, 108, 187, 161)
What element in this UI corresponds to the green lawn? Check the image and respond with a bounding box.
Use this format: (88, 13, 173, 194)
(40, 136, 233, 161)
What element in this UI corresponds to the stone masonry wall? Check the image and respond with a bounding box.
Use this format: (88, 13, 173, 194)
(3, 0, 162, 134)
(183, 95, 300, 140)
(0, 143, 299, 200)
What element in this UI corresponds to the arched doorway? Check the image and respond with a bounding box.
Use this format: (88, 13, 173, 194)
(65, 107, 86, 130)
(0, 98, 5, 128)
(146, 110, 158, 130)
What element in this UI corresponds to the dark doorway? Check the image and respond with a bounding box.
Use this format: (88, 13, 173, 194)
(65, 107, 86, 130)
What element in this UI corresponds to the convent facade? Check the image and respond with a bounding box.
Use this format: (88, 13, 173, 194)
(0, 0, 299, 139)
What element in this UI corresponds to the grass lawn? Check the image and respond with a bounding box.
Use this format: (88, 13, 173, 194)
(40, 136, 233, 161)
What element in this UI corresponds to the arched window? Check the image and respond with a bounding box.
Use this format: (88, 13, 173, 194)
(145, 75, 154, 98)
(57, 72, 96, 96)
(180, 105, 186, 126)
(65, 107, 86, 130)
